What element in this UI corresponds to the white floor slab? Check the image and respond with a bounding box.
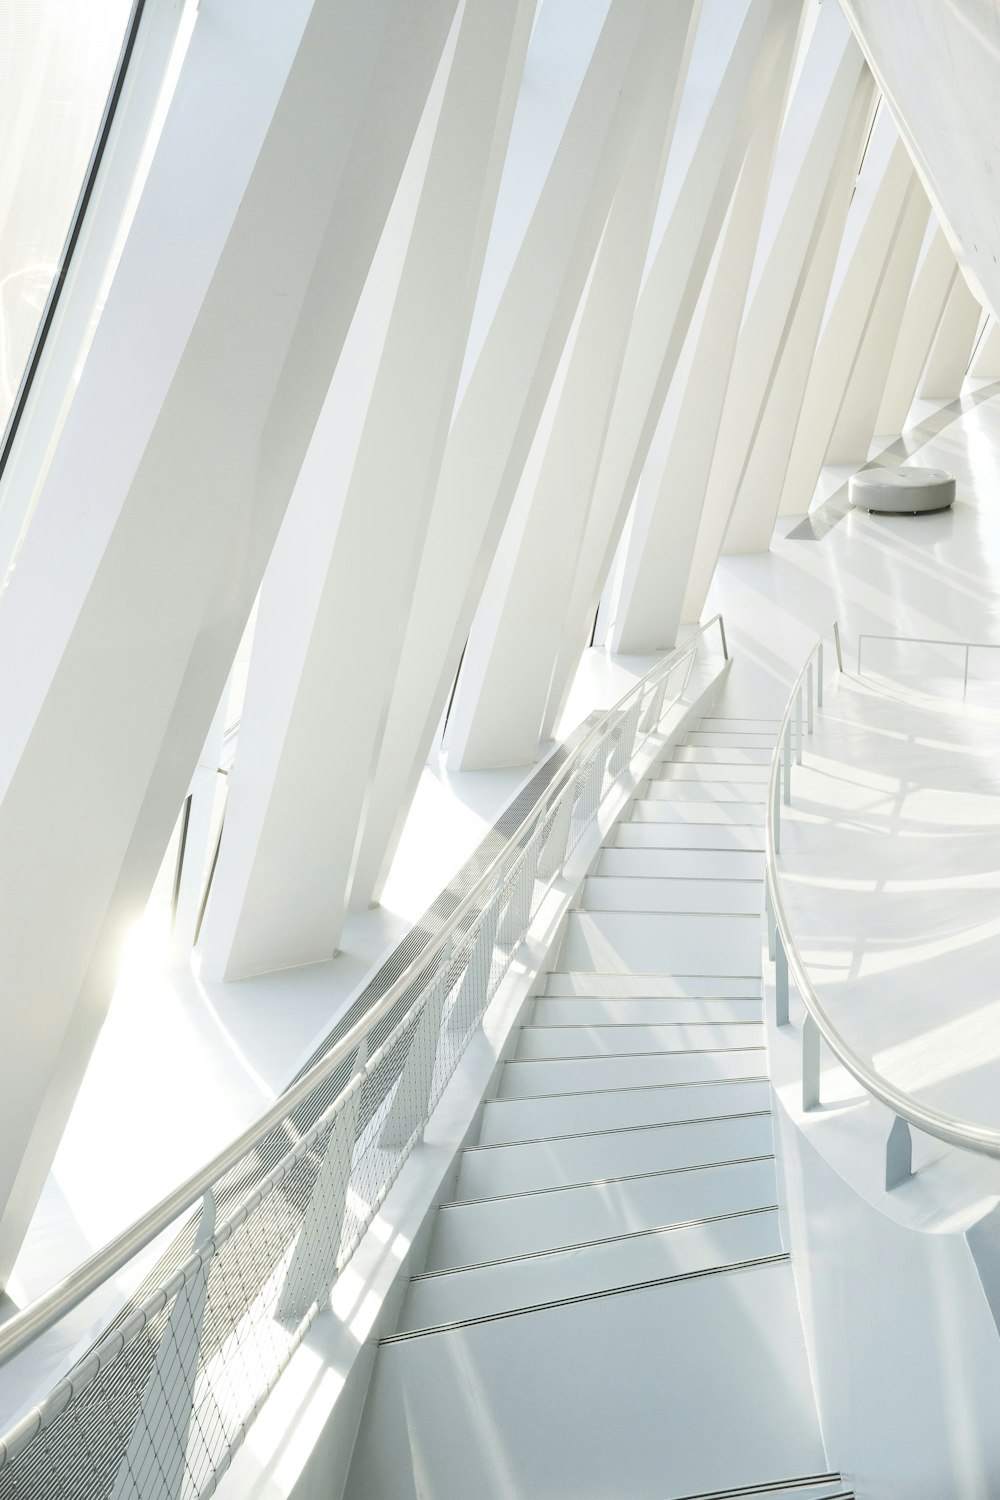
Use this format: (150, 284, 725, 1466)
(347, 1266, 828, 1500)
(478, 1077, 771, 1144)
(424, 1157, 778, 1270)
(557, 911, 761, 975)
(580, 876, 763, 913)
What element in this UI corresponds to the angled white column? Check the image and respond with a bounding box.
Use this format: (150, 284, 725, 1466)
(875, 227, 957, 433)
(610, 0, 804, 654)
(721, 72, 876, 555)
(919, 269, 982, 398)
(678, 7, 871, 619)
(0, 0, 456, 1285)
(347, 0, 681, 910)
(442, 1, 698, 772)
(970, 316, 1000, 379)
(776, 118, 917, 516)
(824, 179, 929, 461)
(538, 0, 790, 739)
(200, 0, 534, 980)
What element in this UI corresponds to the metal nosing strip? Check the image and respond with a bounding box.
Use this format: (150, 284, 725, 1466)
(507, 1045, 766, 1062)
(380, 1253, 790, 1343)
(440, 1152, 776, 1208)
(525, 1019, 764, 1028)
(664, 1475, 846, 1500)
(413, 1205, 779, 1280)
(492, 1076, 770, 1104)
(466, 1109, 772, 1151)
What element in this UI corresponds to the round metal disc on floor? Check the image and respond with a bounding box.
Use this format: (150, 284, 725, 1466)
(849, 465, 955, 515)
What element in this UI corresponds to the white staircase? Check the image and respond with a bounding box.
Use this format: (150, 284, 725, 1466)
(343, 712, 853, 1500)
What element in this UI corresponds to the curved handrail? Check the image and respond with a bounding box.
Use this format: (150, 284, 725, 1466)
(0, 613, 727, 1369)
(765, 622, 1000, 1164)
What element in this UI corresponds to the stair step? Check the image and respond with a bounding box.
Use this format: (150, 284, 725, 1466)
(580, 876, 762, 914)
(497, 1050, 764, 1097)
(686, 732, 776, 749)
(479, 1077, 771, 1145)
(514, 1022, 763, 1059)
(454, 1114, 774, 1199)
(658, 763, 771, 783)
(643, 780, 769, 803)
(347, 1264, 829, 1498)
(699, 717, 783, 732)
(558, 911, 761, 976)
(531, 996, 762, 1024)
(543, 974, 761, 997)
(666, 1478, 850, 1500)
(399, 1210, 782, 1332)
(630, 801, 766, 825)
(596, 848, 765, 879)
(614, 824, 765, 850)
(672, 746, 773, 764)
(425, 1156, 778, 1267)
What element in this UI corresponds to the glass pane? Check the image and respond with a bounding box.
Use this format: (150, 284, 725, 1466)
(0, 0, 136, 435)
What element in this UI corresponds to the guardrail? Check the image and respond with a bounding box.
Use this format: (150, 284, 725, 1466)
(764, 623, 1000, 1200)
(857, 632, 1000, 696)
(0, 614, 727, 1497)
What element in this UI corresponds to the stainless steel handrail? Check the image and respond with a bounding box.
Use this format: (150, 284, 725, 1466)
(765, 623, 1000, 1190)
(0, 613, 727, 1368)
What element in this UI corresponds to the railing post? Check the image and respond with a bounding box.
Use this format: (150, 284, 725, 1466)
(498, 829, 543, 944)
(806, 664, 814, 734)
(718, 616, 729, 660)
(783, 722, 792, 805)
(963, 645, 970, 699)
(446, 882, 504, 1043)
(775, 928, 789, 1026)
(378, 951, 452, 1150)
(278, 1075, 364, 1318)
(817, 643, 824, 708)
(885, 1114, 913, 1191)
(802, 1014, 821, 1111)
(796, 686, 804, 765)
(537, 788, 575, 881)
(764, 880, 776, 963)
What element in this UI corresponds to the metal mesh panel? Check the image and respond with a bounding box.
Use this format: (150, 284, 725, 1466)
(0, 626, 717, 1497)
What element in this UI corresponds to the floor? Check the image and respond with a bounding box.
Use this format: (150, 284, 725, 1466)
(344, 706, 852, 1500)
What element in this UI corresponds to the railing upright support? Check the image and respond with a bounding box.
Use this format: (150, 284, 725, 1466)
(806, 664, 814, 734)
(802, 1014, 821, 1111)
(796, 687, 804, 765)
(783, 722, 792, 804)
(775, 929, 789, 1026)
(765, 880, 776, 963)
(817, 644, 824, 707)
(885, 1114, 913, 1191)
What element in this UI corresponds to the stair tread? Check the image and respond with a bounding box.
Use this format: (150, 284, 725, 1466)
(480, 1077, 771, 1144)
(559, 911, 761, 977)
(544, 973, 761, 997)
(455, 1114, 774, 1198)
(596, 848, 765, 878)
(615, 824, 766, 849)
(672, 746, 773, 764)
(515, 1021, 763, 1059)
(425, 1156, 778, 1268)
(580, 875, 762, 913)
(400, 1212, 782, 1332)
(630, 801, 766, 824)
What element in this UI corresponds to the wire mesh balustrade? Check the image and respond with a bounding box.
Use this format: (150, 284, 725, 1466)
(0, 616, 727, 1498)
